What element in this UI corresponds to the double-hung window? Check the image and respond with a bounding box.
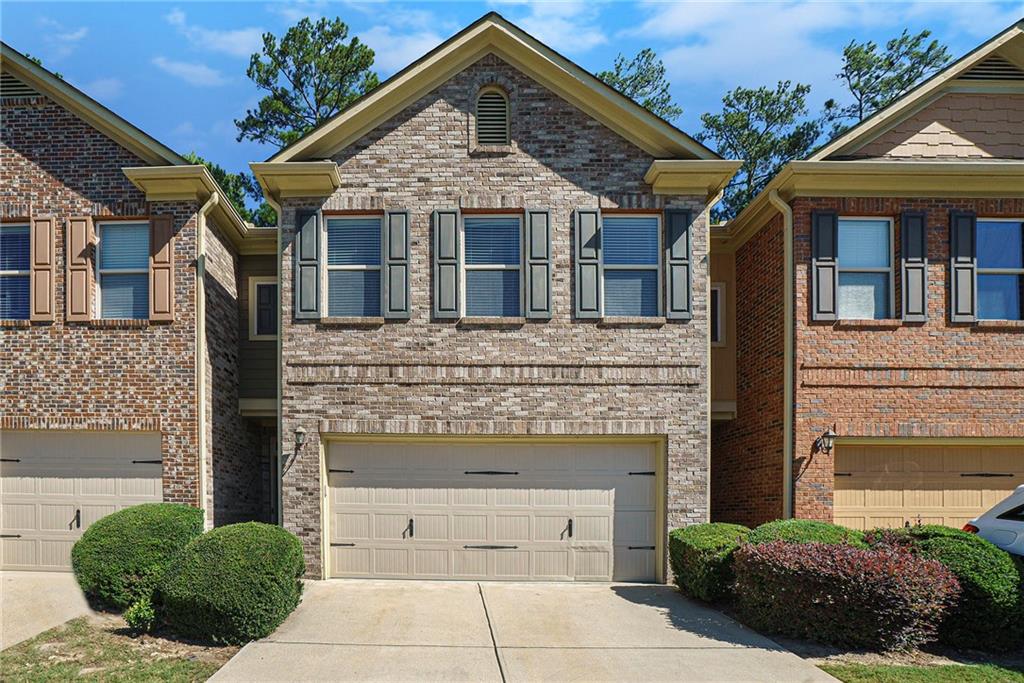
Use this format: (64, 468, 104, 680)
(977, 219, 1023, 321)
(464, 215, 521, 317)
(602, 215, 660, 317)
(837, 218, 893, 320)
(249, 277, 278, 339)
(0, 224, 30, 320)
(326, 216, 381, 317)
(97, 222, 149, 319)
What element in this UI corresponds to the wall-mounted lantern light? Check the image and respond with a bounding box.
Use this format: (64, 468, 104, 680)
(815, 425, 837, 455)
(294, 426, 307, 448)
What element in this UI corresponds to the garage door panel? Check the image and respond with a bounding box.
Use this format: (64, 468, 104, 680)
(534, 550, 570, 579)
(454, 549, 487, 576)
(615, 548, 655, 582)
(414, 549, 449, 576)
(494, 550, 530, 578)
(497, 514, 533, 542)
(2, 503, 36, 530)
(452, 514, 487, 541)
(574, 549, 611, 580)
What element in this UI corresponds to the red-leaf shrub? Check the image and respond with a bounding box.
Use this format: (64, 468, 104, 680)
(733, 541, 959, 650)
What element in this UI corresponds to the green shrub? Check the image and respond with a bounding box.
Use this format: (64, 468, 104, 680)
(124, 596, 157, 633)
(869, 525, 1023, 652)
(748, 519, 867, 548)
(669, 523, 749, 603)
(161, 522, 305, 644)
(71, 503, 204, 610)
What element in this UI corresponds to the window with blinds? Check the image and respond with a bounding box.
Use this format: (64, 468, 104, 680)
(326, 217, 382, 317)
(837, 218, 893, 320)
(464, 216, 521, 317)
(602, 215, 660, 317)
(476, 89, 510, 146)
(97, 222, 150, 319)
(0, 224, 30, 320)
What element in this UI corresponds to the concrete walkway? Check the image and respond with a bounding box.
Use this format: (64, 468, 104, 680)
(213, 580, 834, 682)
(1, 571, 92, 650)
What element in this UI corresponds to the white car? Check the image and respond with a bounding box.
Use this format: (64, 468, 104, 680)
(964, 484, 1024, 556)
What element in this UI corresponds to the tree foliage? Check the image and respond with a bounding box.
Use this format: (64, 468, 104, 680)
(183, 152, 277, 226)
(235, 17, 379, 149)
(823, 30, 950, 136)
(699, 81, 821, 220)
(597, 48, 683, 121)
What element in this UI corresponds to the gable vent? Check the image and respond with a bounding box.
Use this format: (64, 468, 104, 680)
(1, 71, 39, 99)
(960, 55, 1024, 81)
(476, 90, 510, 146)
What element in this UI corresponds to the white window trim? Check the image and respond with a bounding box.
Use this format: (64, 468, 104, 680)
(0, 224, 31, 320)
(976, 217, 1024, 321)
(837, 216, 895, 320)
(711, 282, 726, 347)
(600, 213, 663, 318)
(323, 214, 383, 318)
(460, 213, 524, 318)
(95, 220, 150, 320)
(249, 276, 278, 341)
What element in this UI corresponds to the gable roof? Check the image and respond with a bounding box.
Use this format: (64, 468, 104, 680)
(810, 18, 1024, 161)
(268, 12, 718, 163)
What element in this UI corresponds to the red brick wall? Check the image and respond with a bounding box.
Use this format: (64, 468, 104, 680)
(711, 215, 786, 527)
(1, 94, 201, 507)
(792, 196, 1024, 520)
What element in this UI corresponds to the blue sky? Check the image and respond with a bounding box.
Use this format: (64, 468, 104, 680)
(4, 0, 1023, 192)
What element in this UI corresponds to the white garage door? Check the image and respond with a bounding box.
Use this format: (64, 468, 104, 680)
(326, 441, 659, 582)
(1, 431, 163, 571)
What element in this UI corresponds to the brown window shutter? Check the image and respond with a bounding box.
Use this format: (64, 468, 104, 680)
(66, 216, 94, 321)
(149, 215, 175, 322)
(30, 215, 56, 321)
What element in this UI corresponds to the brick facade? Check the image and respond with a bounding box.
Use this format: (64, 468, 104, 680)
(278, 54, 712, 578)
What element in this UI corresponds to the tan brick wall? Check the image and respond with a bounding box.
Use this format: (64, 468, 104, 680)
(279, 54, 711, 578)
(1, 94, 201, 506)
(852, 93, 1024, 160)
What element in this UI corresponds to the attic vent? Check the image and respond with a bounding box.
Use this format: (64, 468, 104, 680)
(960, 55, 1024, 81)
(476, 89, 510, 146)
(1, 71, 39, 99)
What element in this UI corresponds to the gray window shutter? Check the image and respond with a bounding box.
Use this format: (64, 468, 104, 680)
(525, 209, 552, 319)
(574, 209, 601, 318)
(811, 210, 838, 321)
(665, 209, 692, 320)
(900, 211, 928, 322)
(294, 210, 321, 319)
(949, 210, 977, 323)
(433, 209, 460, 319)
(383, 210, 410, 319)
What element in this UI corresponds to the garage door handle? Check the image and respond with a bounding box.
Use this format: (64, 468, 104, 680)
(74, 509, 81, 530)
(464, 470, 519, 476)
(407, 518, 414, 538)
(628, 471, 655, 476)
(628, 546, 656, 550)
(0, 458, 20, 463)
(329, 469, 354, 474)
(132, 460, 161, 465)
(0, 534, 21, 539)
(330, 543, 355, 547)
(567, 518, 573, 538)
(463, 545, 518, 550)
(960, 472, 1013, 478)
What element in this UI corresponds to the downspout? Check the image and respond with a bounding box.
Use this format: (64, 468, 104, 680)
(262, 191, 285, 526)
(196, 191, 220, 529)
(768, 190, 794, 519)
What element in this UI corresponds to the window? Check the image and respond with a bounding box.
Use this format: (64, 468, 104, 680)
(249, 277, 277, 340)
(997, 504, 1024, 523)
(464, 215, 521, 317)
(710, 283, 725, 346)
(326, 216, 381, 317)
(977, 219, 1023, 321)
(475, 88, 510, 146)
(0, 224, 30, 320)
(837, 218, 892, 320)
(97, 222, 149, 319)
(603, 215, 660, 317)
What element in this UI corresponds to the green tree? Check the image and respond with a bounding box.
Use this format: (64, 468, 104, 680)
(235, 17, 380, 149)
(24, 53, 63, 80)
(597, 48, 683, 121)
(823, 29, 950, 135)
(699, 81, 822, 220)
(183, 152, 277, 226)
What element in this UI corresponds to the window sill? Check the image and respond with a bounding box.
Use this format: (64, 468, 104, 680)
(319, 316, 385, 327)
(832, 319, 904, 330)
(469, 144, 515, 155)
(598, 316, 667, 327)
(457, 317, 526, 327)
(973, 319, 1024, 330)
(89, 319, 152, 329)
(0, 319, 32, 328)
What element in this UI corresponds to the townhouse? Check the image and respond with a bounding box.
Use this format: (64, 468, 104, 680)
(710, 20, 1024, 530)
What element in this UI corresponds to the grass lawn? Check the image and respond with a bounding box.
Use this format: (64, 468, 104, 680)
(0, 616, 237, 682)
(821, 663, 1024, 683)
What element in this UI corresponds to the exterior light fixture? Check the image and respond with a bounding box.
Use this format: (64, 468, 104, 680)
(815, 425, 837, 455)
(294, 426, 307, 448)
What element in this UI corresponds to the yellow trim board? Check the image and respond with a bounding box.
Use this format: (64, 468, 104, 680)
(837, 437, 1024, 447)
(644, 160, 742, 201)
(268, 13, 716, 163)
(249, 162, 341, 200)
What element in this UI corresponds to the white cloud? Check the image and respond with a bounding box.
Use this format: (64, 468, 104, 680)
(152, 56, 227, 87)
(267, 0, 327, 23)
(163, 8, 264, 59)
(359, 25, 446, 74)
(82, 77, 123, 100)
(38, 18, 89, 60)
(501, 1, 607, 55)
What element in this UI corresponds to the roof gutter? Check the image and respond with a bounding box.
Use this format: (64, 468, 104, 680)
(767, 189, 794, 519)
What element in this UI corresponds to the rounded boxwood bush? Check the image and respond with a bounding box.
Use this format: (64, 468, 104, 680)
(748, 519, 867, 548)
(669, 523, 749, 603)
(161, 522, 305, 644)
(869, 525, 1023, 651)
(71, 503, 204, 610)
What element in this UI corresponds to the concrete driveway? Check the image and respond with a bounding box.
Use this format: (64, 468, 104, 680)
(1, 571, 92, 650)
(212, 581, 833, 682)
